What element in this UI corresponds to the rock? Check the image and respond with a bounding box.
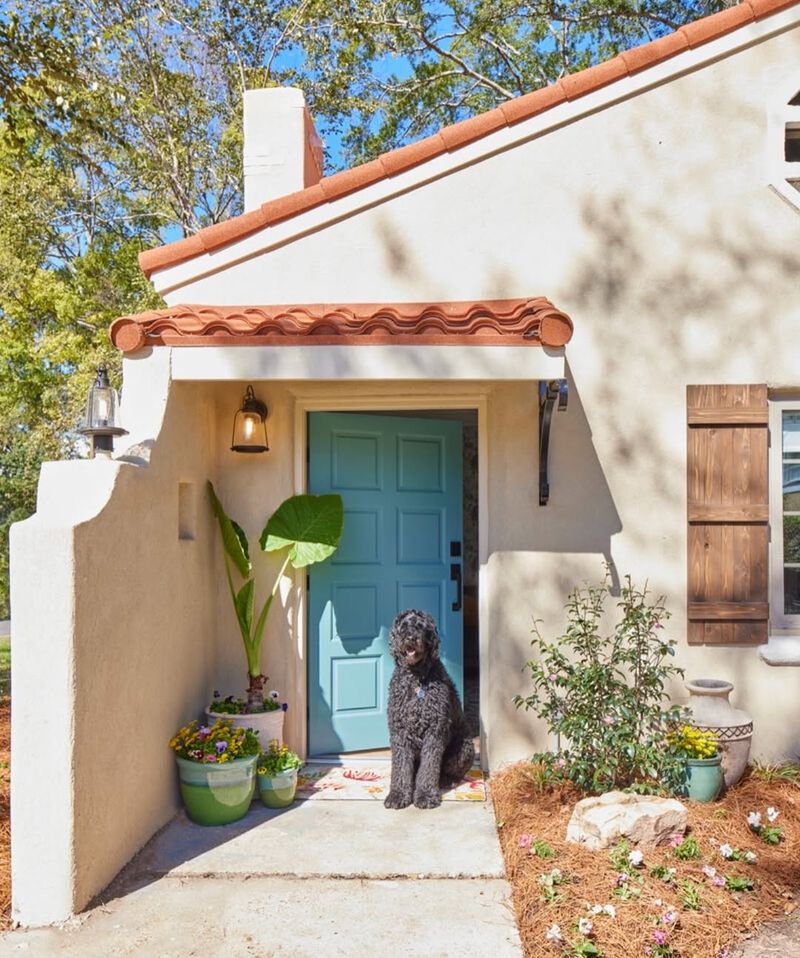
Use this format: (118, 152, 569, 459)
(566, 791, 688, 850)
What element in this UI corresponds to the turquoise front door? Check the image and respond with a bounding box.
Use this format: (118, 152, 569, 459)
(308, 412, 464, 755)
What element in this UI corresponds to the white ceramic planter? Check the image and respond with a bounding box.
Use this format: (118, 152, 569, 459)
(685, 679, 753, 789)
(205, 707, 285, 748)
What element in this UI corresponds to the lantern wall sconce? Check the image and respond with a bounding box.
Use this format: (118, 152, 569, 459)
(231, 385, 269, 453)
(78, 365, 128, 458)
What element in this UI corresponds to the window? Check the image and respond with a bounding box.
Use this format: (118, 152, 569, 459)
(769, 89, 800, 207)
(770, 400, 800, 630)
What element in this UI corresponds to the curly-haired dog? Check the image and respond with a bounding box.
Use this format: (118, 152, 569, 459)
(384, 609, 475, 810)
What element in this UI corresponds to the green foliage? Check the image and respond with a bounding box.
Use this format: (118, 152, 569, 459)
(514, 571, 689, 794)
(257, 739, 302, 776)
(0, 638, 9, 698)
(537, 867, 571, 904)
(649, 863, 677, 884)
(208, 482, 343, 702)
(210, 693, 282, 714)
(751, 762, 800, 785)
(260, 494, 345, 567)
(672, 836, 701, 861)
(532, 840, 556, 859)
(724, 874, 754, 893)
(677, 878, 701, 910)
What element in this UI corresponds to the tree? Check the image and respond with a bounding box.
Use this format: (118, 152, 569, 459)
(0, 0, 728, 617)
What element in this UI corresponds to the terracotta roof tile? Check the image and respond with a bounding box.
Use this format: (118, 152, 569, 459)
(109, 298, 574, 352)
(559, 58, 629, 100)
(679, 4, 755, 47)
(380, 135, 447, 175)
(316, 160, 383, 200)
(499, 83, 567, 125)
(138, 0, 800, 278)
(748, 0, 799, 15)
(439, 108, 507, 150)
(198, 208, 267, 252)
(619, 31, 689, 73)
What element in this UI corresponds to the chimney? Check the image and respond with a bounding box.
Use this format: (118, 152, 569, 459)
(243, 88, 324, 212)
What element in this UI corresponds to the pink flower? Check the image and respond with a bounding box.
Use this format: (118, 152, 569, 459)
(519, 834, 533, 849)
(668, 833, 684, 847)
(548, 673, 558, 682)
(713, 876, 725, 887)
(652, 929, 668, 946)
(661, 909, 678, 925)
(602, 715, 615, 726)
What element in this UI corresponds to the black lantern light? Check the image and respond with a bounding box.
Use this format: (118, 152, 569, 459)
(78, 365, 128, 458)
(231, 385, 269, 453)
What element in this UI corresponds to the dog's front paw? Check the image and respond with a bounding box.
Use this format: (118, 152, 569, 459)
(413, 790, 442, 810)
(384, 790, 413, 809)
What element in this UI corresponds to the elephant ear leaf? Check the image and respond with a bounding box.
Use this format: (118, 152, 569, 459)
(259, 494, 344, 569)
(208, 481, 251, 579)
(234, 579, 254, 637)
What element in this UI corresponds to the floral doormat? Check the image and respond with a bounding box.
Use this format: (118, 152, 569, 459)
(296, 762, 486, 802)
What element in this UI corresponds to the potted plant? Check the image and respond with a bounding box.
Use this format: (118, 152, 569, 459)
(207, 482, 344, 743)
(669, 724, 723, 802)
(169, 718, 260, 825)
(257, 739, 303, 808)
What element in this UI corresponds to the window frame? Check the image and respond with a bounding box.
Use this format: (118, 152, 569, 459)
(769, 397, 800, 632)
(767, 85, 800, 210)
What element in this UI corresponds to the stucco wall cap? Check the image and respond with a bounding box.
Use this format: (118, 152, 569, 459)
(137, 0, 800, 279)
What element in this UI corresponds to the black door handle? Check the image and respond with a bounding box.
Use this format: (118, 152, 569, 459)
(450, 563, 462, 612)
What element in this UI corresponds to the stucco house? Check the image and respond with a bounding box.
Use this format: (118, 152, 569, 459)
(10, 0, 800, 928)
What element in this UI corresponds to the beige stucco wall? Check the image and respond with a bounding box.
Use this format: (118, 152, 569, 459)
(10, 367, 218, 924)
(161, 24, 800, 770)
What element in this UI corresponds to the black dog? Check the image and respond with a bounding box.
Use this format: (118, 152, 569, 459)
(384, 609, 475, 809)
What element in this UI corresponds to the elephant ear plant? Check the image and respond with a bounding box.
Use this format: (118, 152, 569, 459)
(208, 481, 344, 713)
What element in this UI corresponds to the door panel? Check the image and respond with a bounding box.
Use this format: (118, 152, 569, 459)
(308, 412, 463, 754)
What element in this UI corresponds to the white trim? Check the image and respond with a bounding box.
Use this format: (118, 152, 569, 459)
(290, 390, 490, 767)
(169, 344, 565, 382)
(760, 632, 800, 665)
(766, 77, 800, 212)
(768, 397, 800, 632)
(150, 8, 800, 299)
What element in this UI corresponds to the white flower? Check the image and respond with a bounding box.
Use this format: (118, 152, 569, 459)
(545, 924, 562, 943)
(747, 811, 762, 829)
(719, 843, 734, 859)
(662, 909, 679, 925)
(744, 851, 757, 864)
(653, 898, 663, 907)
(590, 904, 604, 915)
(269, 690, 280, 699)
(767, 806, 780, 823)
(628, 849, 644, 867)
(578, 917, 593, 936)
(55, 96, 64, 105)
(90, 81, 99, 92)
(603, 904, 616, 918)
(702, 865, 717, 878)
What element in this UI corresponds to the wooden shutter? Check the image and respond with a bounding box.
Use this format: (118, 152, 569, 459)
(687, 384, 769, 645)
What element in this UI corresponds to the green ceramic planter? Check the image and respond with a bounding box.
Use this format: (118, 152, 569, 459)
(682, 755, 723, 803)
(175, 754, 257, 825)
(258, 767, 298, 808)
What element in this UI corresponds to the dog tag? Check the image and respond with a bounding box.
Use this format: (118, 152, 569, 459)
(416, 687, 426, 699)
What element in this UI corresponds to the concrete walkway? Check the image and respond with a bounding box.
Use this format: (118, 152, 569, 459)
(0, 797, 522, 957)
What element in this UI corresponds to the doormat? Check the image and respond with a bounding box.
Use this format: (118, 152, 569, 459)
(296, 763, 486, 802)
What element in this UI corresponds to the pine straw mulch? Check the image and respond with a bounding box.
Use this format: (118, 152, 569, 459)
(491, 763, 800, 958)
(0, 697, 9, 929)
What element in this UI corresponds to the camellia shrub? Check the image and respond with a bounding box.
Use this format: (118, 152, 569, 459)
(514, 572, 689, 794)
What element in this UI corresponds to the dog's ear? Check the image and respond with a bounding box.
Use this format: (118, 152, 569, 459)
(427, 618, 441, 660)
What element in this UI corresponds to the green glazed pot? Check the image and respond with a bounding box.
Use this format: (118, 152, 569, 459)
(258, 767, 298, 808)
(175, 754, 257, 825)
(682, 755, 723, 803)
